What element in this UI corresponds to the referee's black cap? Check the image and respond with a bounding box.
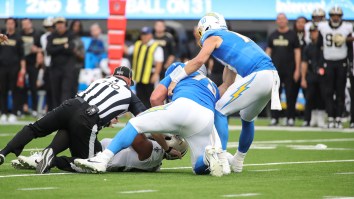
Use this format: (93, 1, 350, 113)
(113, 66, 134, 85)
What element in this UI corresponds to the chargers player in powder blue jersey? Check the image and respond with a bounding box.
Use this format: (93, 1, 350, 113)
(74, 62, 228, 177)
(168, 12, 282, 173)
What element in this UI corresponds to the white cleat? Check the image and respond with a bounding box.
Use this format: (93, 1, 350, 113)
(8, 114, 17, 123)
(17, 151, 42, 169)
(74, 152, 108, 173)
(204, 146, 223, 177)
(0, 114, 7, 123)
(230, 157, 244, 173)
(218, 151, 231, 175)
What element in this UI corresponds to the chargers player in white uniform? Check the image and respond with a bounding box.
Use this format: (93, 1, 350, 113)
(168, 12, 281, 173)
(74, 63, 227, 177)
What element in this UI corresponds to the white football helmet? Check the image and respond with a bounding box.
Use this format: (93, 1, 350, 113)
(329, 6, 343, 27)
(311, 8, 326, 23)
(42, 17, 54, 28)
(165, 135, 188, 158)
(197, 12, 227, 37)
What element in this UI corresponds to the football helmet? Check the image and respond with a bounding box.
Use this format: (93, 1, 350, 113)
(197, 12, 227, 37)
(329, 6, 343, 27)
(164, 135, 188, 160)
(311, 8, 326, 24)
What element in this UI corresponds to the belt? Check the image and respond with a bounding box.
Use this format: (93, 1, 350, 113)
(76, 97, 101, 125)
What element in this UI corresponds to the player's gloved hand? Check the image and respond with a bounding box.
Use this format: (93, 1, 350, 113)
(168, 81, 177, 96)
(164, 147, 182, 160)
(333, 34, 346, 46)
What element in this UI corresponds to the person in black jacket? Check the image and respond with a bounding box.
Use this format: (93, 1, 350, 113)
(46, 17, 76, 108)
(300, 25, 326, 127)
(0, 18, 26, 123)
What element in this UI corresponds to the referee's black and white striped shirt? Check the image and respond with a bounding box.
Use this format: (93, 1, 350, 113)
(77, 76, 146, 125)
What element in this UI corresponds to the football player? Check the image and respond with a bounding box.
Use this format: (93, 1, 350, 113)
(167, 12, 281, 173)
(304, 8, 326, 45)
(317, 6, 353, 128)
(74, 63, 228, 177)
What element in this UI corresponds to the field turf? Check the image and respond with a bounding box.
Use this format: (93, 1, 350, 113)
(0, 118, 353, 199)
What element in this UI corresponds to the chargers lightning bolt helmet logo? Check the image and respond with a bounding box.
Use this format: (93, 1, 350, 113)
(221, 74, 257, 109)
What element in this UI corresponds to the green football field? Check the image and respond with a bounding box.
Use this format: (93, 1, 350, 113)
(0, 119, 353, 199)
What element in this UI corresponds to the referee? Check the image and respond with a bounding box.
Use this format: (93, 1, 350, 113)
(0, 66, 147, 174)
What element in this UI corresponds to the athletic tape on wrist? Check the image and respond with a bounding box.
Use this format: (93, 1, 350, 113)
(169, 66, 188, 83)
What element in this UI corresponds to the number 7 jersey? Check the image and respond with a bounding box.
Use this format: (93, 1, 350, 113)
(318, 21, 353, 61)
(200, 30, 276, 78)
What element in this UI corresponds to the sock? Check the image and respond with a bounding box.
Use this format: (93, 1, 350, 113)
(194, 155, 210, 175)
(238, 119, 254, 153)
(214, 110, 229, 150)
(234, 150, 247, 162)
(107, 122, 138, 154)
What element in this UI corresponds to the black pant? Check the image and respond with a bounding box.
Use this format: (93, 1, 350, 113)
(350, 75, 354, 123)
(50, 64, 77, 108)
(323, 60, 347, 118)
(271, 72, 299, 120)
(0, 66, 21, 114)
(0, 98, 102, 170)
(303, 76, 326, 122)
(136, 83, 154, 108)
(44, 67, 53, 111)
(26, 65, 39, 111)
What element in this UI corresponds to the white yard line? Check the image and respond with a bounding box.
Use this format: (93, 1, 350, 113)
(222, 193, 260, 197)
(120, 190, 158, 194)
(231, 138, 354, 145)
(335, 172, 354, 175)
(17, 187, 58, 191)
(323, 197, 354, 199)
(249, 169, 279, 172)
(0, 172, 74, 178)
(161, 159, 354, 170)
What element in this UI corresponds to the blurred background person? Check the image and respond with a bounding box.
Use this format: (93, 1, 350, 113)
(125, 26, 163, 108)
(304, 8, 326, 45)
(154, 20, 176, 79)
(69, 20, 85, 96)
(300, 25, 326, 127)
(46, 17, 76, 108)
(0, 18, 26, 123)
(294, 16, 307, 50)
(266, 13, 301, 126)
(87, 23, 106, 68)
(20, 18, 42, 117)
(318, 6, 353, 128)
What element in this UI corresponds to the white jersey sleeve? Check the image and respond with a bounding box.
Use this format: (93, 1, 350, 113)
(318, 21, 353, 60)
(304, 22, 313, 45)
(101, 138, 164, 172)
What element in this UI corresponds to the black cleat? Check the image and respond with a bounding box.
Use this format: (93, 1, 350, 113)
(36, 148, 54, 174)
(0, 154, 5, 166)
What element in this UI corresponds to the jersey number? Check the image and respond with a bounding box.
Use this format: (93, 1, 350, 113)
(193, 74, 217, 98)
(325, 33, 342, 47)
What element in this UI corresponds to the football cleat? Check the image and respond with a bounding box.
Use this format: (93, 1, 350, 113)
(74, 152, 108, 174)
(11, 159, 34, 170)
(0, 154, 5, 166)
(230, 157, 244, 173)
(17, 151, 42, 169)
(36, 148, 54, 174)
(204, 146, 223, 177)
(218, 151, 231, 175)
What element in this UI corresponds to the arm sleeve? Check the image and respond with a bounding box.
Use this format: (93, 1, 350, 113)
(128, 92, 147, 116)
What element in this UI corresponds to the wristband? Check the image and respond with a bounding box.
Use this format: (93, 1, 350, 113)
(165, 147, 173, 153)
(170, 66, 188, 83)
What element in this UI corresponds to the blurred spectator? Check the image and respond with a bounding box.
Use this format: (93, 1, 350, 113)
(69, 20, 85, 96)
(266, 13, 301, 126)
(317, 6, 353, 128)
(21, 18, 42, 117)
(294, 16, 307, 49)
(46, 17, 76, 108)
(183, 26, 200, 62)
(39, 17, 55, 111)
(349, 32, 354, 128)
(87, 23, 106, 67)
(154, 20, 176, 78)
(304, 8, 326, 45)
(125, 26, 163, 108)
(0, 18, 26, 123)
(300, 25, 326, 127)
